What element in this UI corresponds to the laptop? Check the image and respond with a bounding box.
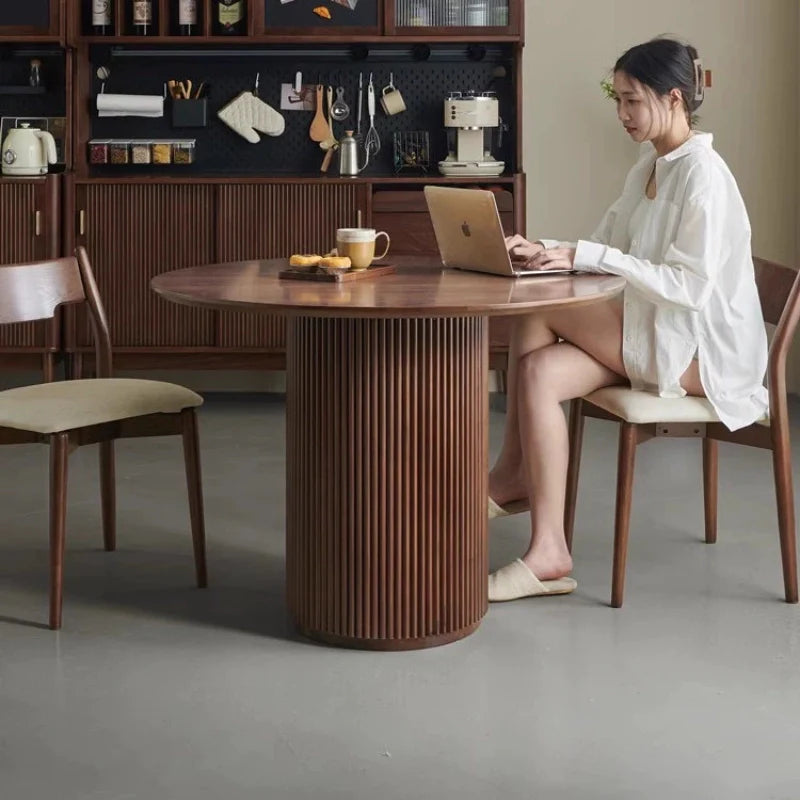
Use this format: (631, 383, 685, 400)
(423, 185, 576, 278)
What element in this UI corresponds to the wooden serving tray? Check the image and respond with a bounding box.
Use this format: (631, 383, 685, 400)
(278, 263, 396, 282)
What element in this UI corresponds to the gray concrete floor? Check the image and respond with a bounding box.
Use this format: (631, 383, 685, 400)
(1, 393, 800, 799)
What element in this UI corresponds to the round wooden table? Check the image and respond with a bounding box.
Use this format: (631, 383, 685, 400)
(152, 257, 625, 650)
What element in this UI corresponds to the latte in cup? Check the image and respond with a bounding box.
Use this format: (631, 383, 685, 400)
(335, 228, 391, 270)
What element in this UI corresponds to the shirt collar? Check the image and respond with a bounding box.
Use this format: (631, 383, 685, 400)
(656, 131, 714, 162)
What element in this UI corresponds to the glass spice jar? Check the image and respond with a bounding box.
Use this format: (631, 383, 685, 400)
(172, 140, 195, 164)
(151, 141, 172, 164)
(131, 140, 152, 164)
(89, 139, 111, 164)
(109, 141, 130, 164)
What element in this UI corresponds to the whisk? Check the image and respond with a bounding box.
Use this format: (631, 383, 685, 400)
(365, 72, 380, 156)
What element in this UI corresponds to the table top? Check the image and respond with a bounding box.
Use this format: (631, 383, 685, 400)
(151, 257, 626, 319)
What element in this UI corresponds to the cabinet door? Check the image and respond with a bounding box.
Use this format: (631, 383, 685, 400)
(0, 177, 59, 360)
(0, 0, 61, 38)
(75, 183, 215, 350)
(385, 0, 520, 36)
(255, 0, 381, 36)
(216, 182, 364, 349)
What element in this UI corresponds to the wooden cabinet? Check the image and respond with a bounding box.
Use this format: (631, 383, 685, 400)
(73, 182, 216, 365)
(216, 182, 366, 355)
(0, 175, 61, 377)
(70, 180, 366, 370)
(0, 0, 63, 41)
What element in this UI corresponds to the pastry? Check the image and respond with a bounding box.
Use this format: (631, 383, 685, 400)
(313, 6, 332, 19)
(289, 254, 322, 267)
(319, 256, 351, 269)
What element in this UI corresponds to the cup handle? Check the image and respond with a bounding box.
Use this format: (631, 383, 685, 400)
(382, 85, 392, 96)
(374, 231, 391, 261)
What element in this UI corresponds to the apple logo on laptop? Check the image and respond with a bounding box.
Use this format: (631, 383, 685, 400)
(461, 222, 471, 237)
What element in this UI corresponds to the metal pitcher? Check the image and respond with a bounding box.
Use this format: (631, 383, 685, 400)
(338, 130, 369, 176)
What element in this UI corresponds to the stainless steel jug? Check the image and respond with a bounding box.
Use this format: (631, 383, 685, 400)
(338, 130, 368, 176)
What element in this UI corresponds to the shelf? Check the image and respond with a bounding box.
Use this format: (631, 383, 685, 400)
(75, 173, 518, 184)
(0, 85, 47, 95)
(76, 34, 521, 45)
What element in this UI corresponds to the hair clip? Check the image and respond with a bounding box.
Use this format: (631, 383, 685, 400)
(693, 57, 704, 102)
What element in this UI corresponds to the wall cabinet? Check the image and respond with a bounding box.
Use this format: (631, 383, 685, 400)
(0, 176, 62, 378)
(0, 0, 62, 41)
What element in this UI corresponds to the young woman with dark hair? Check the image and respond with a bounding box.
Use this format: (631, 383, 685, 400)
(488, 37, 769, 602)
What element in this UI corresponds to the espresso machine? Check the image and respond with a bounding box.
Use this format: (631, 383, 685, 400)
(438, 91, 505, 176)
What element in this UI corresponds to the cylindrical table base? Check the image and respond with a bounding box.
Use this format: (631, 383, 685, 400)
(286, 316, 488, 650)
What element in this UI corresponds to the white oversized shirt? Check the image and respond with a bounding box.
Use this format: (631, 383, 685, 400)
(543, 132, 768, 431)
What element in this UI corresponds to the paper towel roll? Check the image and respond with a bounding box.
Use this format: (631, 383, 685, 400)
(97, 93, 164, 118)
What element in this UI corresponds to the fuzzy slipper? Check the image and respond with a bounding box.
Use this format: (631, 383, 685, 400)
(488, 496, 530, 520)
(488, 559, 577, 602)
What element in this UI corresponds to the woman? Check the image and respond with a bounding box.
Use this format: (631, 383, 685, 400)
(488, 37, 769, 602)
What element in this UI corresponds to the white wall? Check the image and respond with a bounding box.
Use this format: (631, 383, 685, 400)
(522, 0, 800, 388)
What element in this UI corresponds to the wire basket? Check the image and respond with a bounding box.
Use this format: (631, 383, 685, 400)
(393, 130, 430, 174)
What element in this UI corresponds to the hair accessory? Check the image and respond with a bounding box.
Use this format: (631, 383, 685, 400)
(692, 57, 704, 102)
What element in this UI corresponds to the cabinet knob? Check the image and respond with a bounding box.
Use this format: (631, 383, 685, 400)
(79, 209, 86, 236)
(34, 210, 41, 237)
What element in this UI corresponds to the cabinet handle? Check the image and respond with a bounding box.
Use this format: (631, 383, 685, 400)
(357, 209, 362, 227)
(34, 210, 41, 237)
(79, 209, 86, 236)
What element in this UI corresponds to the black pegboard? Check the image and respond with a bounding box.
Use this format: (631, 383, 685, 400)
(88, 43, 516, 176)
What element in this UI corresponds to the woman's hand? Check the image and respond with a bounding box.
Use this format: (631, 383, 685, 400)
(526, 247, 576, 271)
(505, 234, 544, 260)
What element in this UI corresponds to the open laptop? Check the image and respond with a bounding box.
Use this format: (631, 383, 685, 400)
(423, 185, 576, 278)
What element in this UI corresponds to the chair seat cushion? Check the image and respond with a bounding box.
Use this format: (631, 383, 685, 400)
(584, 386, 721, 424)
(0, 378, 203, 434)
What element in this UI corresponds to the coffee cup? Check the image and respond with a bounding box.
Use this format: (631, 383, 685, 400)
(335, 228, 391, 270)
(380, 75, 406, 115)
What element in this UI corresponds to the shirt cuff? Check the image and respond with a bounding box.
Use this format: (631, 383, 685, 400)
(573, 239, 609, 273)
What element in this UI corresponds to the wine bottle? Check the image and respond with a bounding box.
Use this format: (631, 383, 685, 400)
(216, 0, 245, 35)
(179, 0, 198, 35)
(133, 0, 153, 35)
(92, 0, 112, 35)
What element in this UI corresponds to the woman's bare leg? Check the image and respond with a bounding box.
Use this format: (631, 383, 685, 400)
(515, 343, 626, 579)
(489, 297, 625, 507)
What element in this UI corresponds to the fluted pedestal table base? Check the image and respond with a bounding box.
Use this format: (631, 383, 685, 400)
(286, 316, 489, 650)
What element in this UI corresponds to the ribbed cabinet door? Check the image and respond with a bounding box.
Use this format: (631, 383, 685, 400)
(0, 181, 44, 349)
(216, 183, 362, 349)
(79, 183, 215, 348)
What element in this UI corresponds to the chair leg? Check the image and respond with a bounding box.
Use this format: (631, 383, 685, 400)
(564, 399, 585, 553)
(772, 434, 798, 603)
(100, 440, 116, 551)
(611, 422, 638, 608)
(49, 433, 69, 630)
(181, 408, 208, 588)
(702, 438, 718, 544)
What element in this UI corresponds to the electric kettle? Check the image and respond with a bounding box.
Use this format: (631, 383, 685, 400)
(1, 123, 58, 176)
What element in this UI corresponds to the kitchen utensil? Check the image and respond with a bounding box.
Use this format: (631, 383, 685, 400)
(364, 73, 380, 156)
(331, 86, 349, 121)
(380, 73, 406, 115)
(179, 80, 192, 99)
(319, 85, 337, 150)
(1, 123, 57, 176)
(338, 129, 368, 176)
(309, 84, 329, 141)
(356, 72, 363, 136)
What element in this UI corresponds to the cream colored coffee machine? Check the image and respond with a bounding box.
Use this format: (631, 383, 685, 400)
(438, 92, 505, 177)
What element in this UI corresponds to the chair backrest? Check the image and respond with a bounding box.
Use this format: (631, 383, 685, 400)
(753, 257, 800, 422)
(0, 249, 113, 378)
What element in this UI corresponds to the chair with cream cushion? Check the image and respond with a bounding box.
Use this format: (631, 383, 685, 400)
(564, 257, 800, 607)
(0, 248, 207, 629)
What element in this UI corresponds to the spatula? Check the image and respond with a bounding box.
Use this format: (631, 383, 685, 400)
(309, 84, 329, 142)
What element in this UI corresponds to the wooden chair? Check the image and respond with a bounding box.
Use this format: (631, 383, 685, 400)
(0, 247, 207, 629)
(565, 257, 800, 607)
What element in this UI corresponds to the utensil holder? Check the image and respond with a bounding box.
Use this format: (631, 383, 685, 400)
(171, 98, 208, 128)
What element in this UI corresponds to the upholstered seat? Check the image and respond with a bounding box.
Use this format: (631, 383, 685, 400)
(565, 257, 800, 607)
(584, 385, 771, 427)
(0, 378, 202, 434)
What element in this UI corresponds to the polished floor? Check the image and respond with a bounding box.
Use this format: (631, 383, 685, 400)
(1, 393, 799, 799)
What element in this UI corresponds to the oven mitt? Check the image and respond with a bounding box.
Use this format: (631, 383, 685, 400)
(217, 91, 286, 143)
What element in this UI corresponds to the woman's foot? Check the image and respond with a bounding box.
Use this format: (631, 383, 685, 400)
(520, 539, 573, 581)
